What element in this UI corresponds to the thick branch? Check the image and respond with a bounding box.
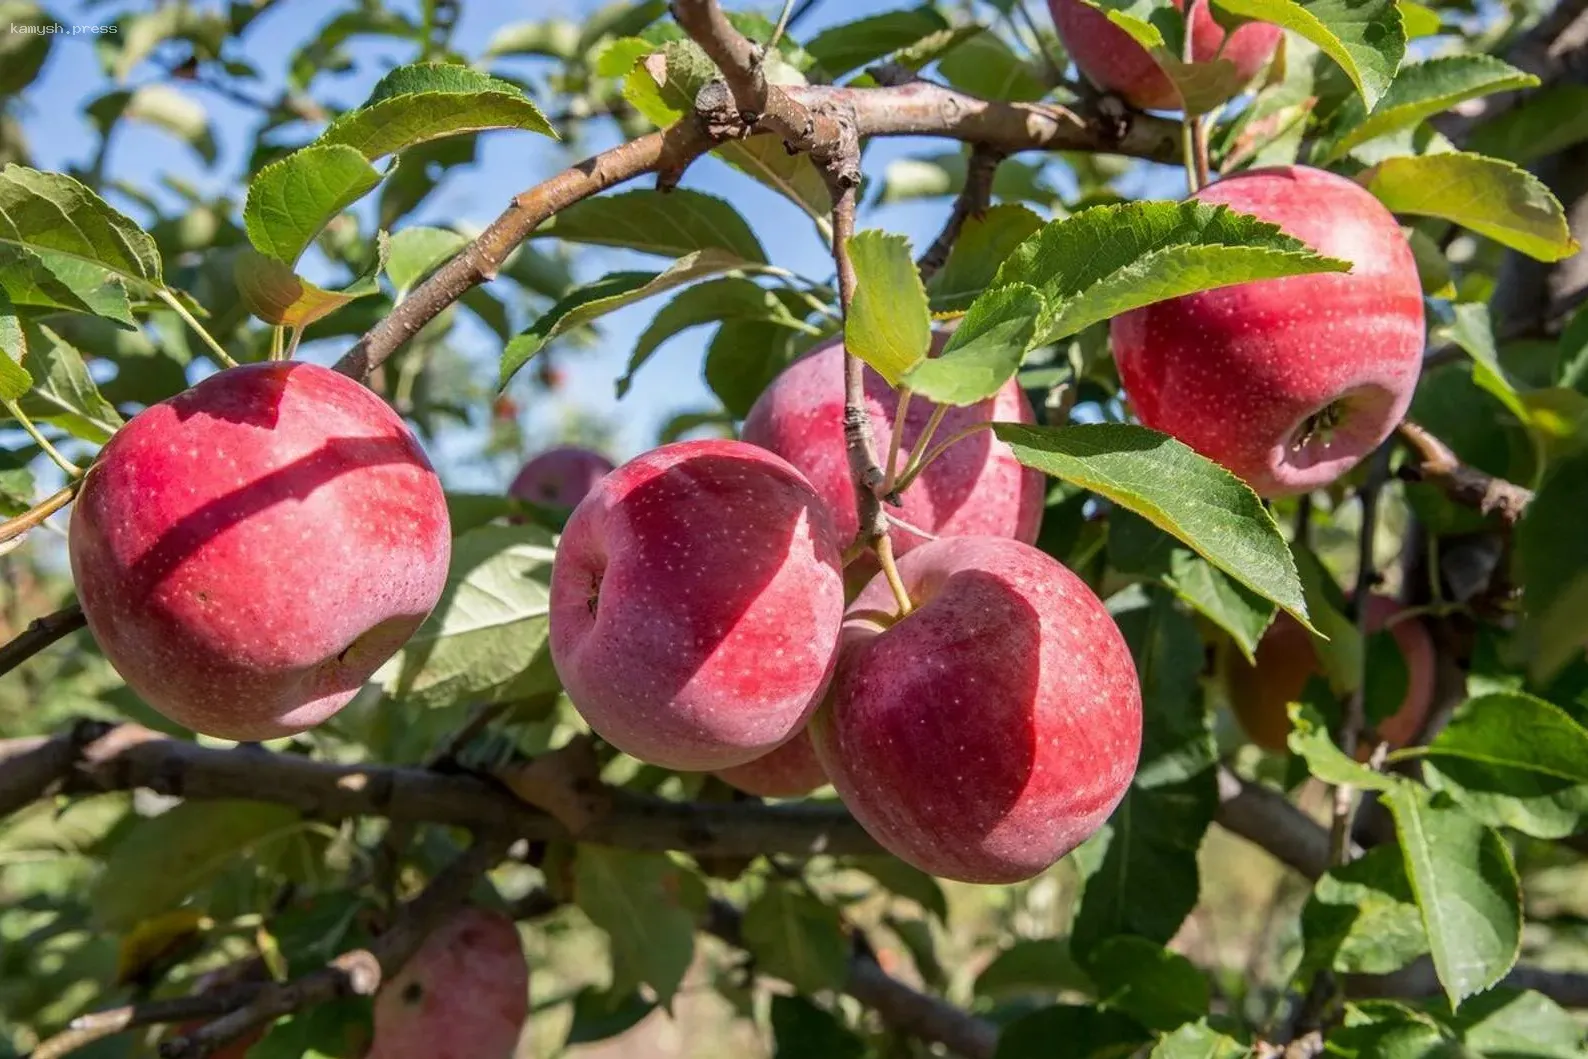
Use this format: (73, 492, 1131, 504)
(12, 724, 876, 858)
(0, 604, 86, 678)
(161, 838, 505, 1058)
(917, 146, 1004, 282)
(0, 719, 109, 820)
(1395, 421, 1534, 524)
(1216, 766, 1343, 880)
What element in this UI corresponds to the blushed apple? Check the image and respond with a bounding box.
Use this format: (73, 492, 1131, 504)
(69, 362, 450, 741)
(741, 335, 1045, 568)
(1226, 595, 1436, 753)
(1049, 0, 1281, 111)
(1111, 165, 1426, 497)
(713, 728, 827, 798)
(368, 907, 528, 1059)
(508, 445, 614, 509)
(549, 439, 846, 771)
(811, 536, 1142, 883)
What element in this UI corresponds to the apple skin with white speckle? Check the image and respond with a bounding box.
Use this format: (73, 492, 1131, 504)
(811, 536, 1142, 884)
(713, 726, 828, 797)
(1111, 165, 1426, 497)
(69, 361, 451, 742)
(508, 445, 614, 509)
(1048, 0, 1281, 112)
(549, 439, 846, 771)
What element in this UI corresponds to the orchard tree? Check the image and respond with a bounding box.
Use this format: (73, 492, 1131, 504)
(2, 0, 1588, 1057)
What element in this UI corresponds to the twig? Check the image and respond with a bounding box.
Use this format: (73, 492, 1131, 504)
(0, 484, 78, 546)
(1395, 421, 1534, 524)
(30, 987, 261, 1059)
(1216, 767, 1343, 881)
(916, 146, 1004, 282)
(0, 604, 86, 678)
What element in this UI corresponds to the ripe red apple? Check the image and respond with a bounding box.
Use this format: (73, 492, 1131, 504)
(713, 728, 827, 798)
(742, 335, 1045, 569)
(1226, 595, 1436, 753)
(368, 907, 528, 1059)
(1111, 165, 1425, 497)
(508, 445, 614, 509)
(69, 362, 450, 741)
(1049, 0, 1281, 111)
(811, 536, 1142, 883)
(549, 439, 845, 771)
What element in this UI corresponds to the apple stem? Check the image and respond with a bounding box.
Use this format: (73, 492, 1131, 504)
(1178, 0, 1211, 194)
(156, 288, 240, 371)
(880, 387, 913, 496)
(874, 534, 914, 616)
(269, 326, 285, 361)
(285, 326, 305, 362)
(3, 401, 82, 479)
(0, 482, 78, 547)
(891, 420, 994, 496)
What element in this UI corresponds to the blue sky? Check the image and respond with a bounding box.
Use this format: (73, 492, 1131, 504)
(15, 0, 1179, 489)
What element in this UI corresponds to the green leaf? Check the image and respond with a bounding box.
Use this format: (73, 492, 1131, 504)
(995, 423, 1309, 625)
(936, 28, 1048, 103)
(804, 5, 950, 77)
(535, 188, 766, 263)
(903, 283, 1042, 406)
(0, 294, 29, 401)
(499, 249, 744, 387)
(87, 84, 218, 165)
(621, 278, 812, 396)
(1431, 301, 1528, 424)
(741, 883, 849, 995)
(1149, 1020, 1250, 1059)
(1288, 702, 1397, 791)
(317, 62, 556, 161)
(1397, 0, 1440, 37)
(0, 164, 163, 289)
(844, 230, 932, 386)
(847, 855, 949, 923)
(0, 445, 37, 517)
(1451, 989, 1585, 1059)
(385, 226, 468, 298)
(1209, 0, 1405, 108)
(928, 204, 1045, 314)
(1085, 936, 1209, 1031)
(1316, 56, 1537, 163)
(234, 246, 385, 330)
(1066, 0, 1252, 113)
(1385, 784, 1522, 1008)
(564, 987, 656, 1046)
(705, 316, 806, 419)
(246, 997, 371, 1059)
(1300, 844, 1428, 977)
(995, 1005, 1150, 1059)
(1467, 85, 1588, 166)
(243, 145, 383, 266)
(374, 523, 558, 709)
(484, 18, 582, 59)
(572, 847, 703, 1006)
(13, 321, 123, 443)
(0, 245, 137, 326)
(1515, 449, 1588, 680)
(0, 1, 53, 96)
(1108, 510, 1277, 661)
(993, 201, 1349, 347)
(92, 801, 300, 929)
(770, 996, 866, 1059)
(1361, 152, 1580, 263)
(974, 939, 1092, 1000)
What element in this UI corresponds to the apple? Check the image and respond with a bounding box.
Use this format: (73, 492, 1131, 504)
(1226, 595, 1436, 753)
(1049, 0, 1281, 111)
(549, 439, 846, 771)
(508, 445, 614, 509)
(69, 362, 450, 742)
(810, 536, 1142, 883)
(368, 907, 528, 1059)
(1111, 165, 1425, 497)
(713, 728, 827, 798)
(742, 334, 1045, 570)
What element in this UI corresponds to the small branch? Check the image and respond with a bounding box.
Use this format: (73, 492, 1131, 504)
(0, 483, 78, 546)
(0, 604, 86, 678)
(916, 146, 1004, 282)
(156, 289, 238, 370)
(1395, 421, 1534, 524)
(1216, 766, 1344, 881)
(3, 401, 82, 478)
(30, 987, 261, 1059)
(161, 838, 506, 1058)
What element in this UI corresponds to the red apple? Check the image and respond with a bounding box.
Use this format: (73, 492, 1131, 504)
(549, 439, 845, 770)
(1111, 165, 1425, 497)
(69, 362, 450, 741)
(1227, 595, 1436, 753)
(811, 536, 1142, 883)
(742, 335, 1045, 569)
(368, 907, 528, 1059)
(1049, 0, 1281, 111)
(508, 445, 614, 509)
(713, 728, 827, 798)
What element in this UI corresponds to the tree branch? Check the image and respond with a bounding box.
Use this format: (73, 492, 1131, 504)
(160, 837, 507, 1058)
(1395, 421, 1534, 524)
(0, 718, 110, 820)
(1216, 766, 1343, 881)
(1347, 959, 1588, 1009)
(0, 603, 86, 678)
(30, 988, 261, 1059)
(917, 146, 1004, 282)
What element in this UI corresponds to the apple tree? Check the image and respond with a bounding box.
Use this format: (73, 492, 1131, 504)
(2, 0, 1587, 1057)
